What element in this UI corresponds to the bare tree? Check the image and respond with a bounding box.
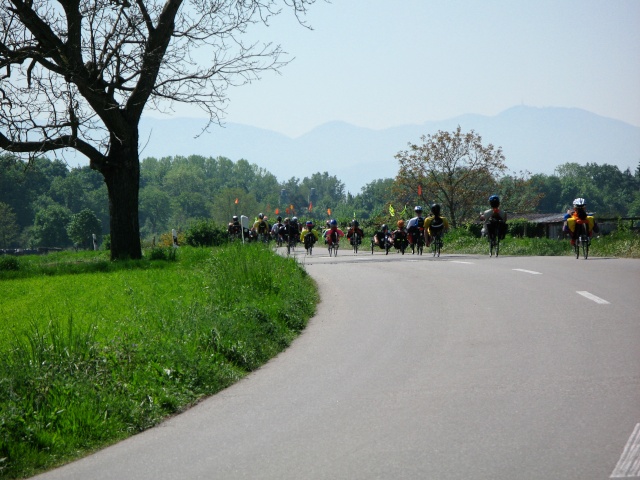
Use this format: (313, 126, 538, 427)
(0, 0, 319, 259)
(394, 126, 507, 227)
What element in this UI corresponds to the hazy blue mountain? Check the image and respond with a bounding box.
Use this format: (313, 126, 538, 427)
(138, 106, 640, 193)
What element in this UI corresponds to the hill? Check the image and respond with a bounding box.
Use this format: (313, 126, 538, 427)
(137, 106, 640, 193)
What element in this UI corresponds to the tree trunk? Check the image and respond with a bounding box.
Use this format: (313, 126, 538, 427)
(101, 142, 142, 260)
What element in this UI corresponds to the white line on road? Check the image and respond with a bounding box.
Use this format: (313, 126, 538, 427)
(577, 291, 610, 304)
(451, 261, 474, 264)
(513, 268, 542, 275)
(611, 423, 640, 478)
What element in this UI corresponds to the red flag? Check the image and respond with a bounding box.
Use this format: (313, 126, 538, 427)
(286, 208, 290, 214)
(418, 185, 422, 196)
(234, 198, 239, 204)
(308, 202, 313, 212)
(275, 208, 279, 215)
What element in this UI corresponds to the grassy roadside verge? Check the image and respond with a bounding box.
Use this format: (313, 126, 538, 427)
(0, 245, 317, 479)
(442, 228, 640, 258)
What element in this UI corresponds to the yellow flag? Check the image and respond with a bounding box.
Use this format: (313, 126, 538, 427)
(389, 204, 395, 217)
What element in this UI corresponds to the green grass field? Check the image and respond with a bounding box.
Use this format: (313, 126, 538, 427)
(0, 245, 317, 479)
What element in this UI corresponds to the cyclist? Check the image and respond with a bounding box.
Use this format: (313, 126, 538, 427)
(565, 198, 599, 246)
(271, 216, 284, 244)
(373, 224, 391, 248)
(290, 216, 301, 239)
(480, 195, 507, 241)
(280, 217, 299, 248)
(424, 204, 450, 247)
(406, 206, 426, 247)
(252, 213, 270, 241)
(300, 220, 319, 250)
(346, 219, 365, 247)
(391, 219, 408, 249)
(324, 219, 344, 246)
(228, 215, 242, 238)
(322, 220, 332, 244)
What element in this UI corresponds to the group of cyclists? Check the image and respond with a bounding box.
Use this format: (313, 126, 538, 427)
(227, 195, 599, 256)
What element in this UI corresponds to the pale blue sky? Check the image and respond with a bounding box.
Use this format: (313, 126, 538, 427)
(158, 0, 640, 138)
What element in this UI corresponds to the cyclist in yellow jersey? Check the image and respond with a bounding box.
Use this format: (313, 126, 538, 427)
(424, 204, 449, 247)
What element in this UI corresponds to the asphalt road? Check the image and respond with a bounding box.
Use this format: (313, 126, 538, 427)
(33, 249, 640, 480)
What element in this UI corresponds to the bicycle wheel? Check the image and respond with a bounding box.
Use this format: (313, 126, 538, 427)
(495, 236, 500, 257)
(489, 235, 495, 257)
(582, 237, 589, 259)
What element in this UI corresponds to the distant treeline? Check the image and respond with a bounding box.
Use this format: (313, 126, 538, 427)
(1, 154, 639, 249)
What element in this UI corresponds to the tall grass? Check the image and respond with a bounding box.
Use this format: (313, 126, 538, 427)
(0, 244, 317, 479)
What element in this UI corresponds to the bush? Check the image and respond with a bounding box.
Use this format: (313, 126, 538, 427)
(0, 255, 19, 271)
(147, 246, 177, 261)
(507, 218, 545, 238)
(184, 219, 228, 247)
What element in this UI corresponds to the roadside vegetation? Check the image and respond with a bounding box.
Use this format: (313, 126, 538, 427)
(0, 244, 317, 479)
(441, 227, 640, 258)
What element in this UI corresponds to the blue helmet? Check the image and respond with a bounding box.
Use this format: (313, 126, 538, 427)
(489, 195, 500, 207)
(330, 219, 338, 226)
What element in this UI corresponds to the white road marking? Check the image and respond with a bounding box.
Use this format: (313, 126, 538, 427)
(451, 261, 474, 264)
(611, 423, 640, 478)
(577, 291, 610, 304)
(513, 268, 542, 275)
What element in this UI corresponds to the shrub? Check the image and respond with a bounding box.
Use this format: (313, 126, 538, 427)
(147, 246, 177, 261)
(0, 255, 19, 271)
(507, 218, 545, 238)
(184, 219, 228, 247)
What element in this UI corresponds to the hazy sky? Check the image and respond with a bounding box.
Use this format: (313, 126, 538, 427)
(157, 0, 640, 138)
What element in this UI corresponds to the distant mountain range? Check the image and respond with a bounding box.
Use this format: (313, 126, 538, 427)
(137, 106, 640, 193)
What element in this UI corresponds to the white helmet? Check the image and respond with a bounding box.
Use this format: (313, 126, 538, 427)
(573, 198, 586, 207)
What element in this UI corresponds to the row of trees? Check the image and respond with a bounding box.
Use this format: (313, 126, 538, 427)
(2, 132, 639, 250)
(0, 153, 387, 249)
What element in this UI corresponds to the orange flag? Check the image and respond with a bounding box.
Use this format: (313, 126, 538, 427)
(234, 198, 239, 204)
(275, 208, 279, 214)
(418, 185, 422, 196)
(327, 208, 331, 216)
(308, 202, 313, 212)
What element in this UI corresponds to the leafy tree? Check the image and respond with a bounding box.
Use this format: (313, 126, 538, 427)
(0, 202, 19, 248)
(1, 0, 321, 260)
(529, 174, 564, 213)
(394, 126, 507, 227)
(352, 178, 394, 219)
(67, 209, 102, 249)
(496, 173, 542, 213)
(139, 186, 172, 235)
(210, 187, 258, 225)
(32, 204, 72, 248)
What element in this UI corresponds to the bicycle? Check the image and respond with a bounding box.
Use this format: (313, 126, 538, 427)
(393, 233, 408, 255)
(431, 230, 444, 257)
(327, 232, 340, 257)
(286, 234, 297, 255)
(410, 228, 424, 255)
(370, 233, 392, 255)
(574, 222, 590, 259)
(351, 232, 360, 254)
(303, 233, 316, 255)
(488, 220, 502, 257)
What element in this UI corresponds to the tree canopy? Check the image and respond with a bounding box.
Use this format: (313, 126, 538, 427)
(0, 0, 321, 259)
(394, 126, 508, 227)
